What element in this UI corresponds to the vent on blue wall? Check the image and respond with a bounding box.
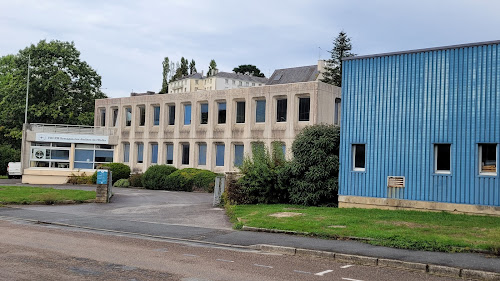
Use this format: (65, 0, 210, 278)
(387, 176, 405, 188)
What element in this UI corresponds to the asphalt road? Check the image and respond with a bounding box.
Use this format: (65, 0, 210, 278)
(0, 220, 460, 281)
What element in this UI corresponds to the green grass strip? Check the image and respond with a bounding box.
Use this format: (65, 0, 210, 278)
(0, 186, 95, 205)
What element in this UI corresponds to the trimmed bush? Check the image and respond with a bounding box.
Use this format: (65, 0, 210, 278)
(285, 124, 340, 206)
(90, 163, 131, 185)
(142, 165, 178, 190)
(129, 173, 143, 187)
(163, 168, 217, 192)
(113, 178, 130, 187)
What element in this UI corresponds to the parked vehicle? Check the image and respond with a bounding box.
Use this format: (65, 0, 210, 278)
(7, 162, 21, 179)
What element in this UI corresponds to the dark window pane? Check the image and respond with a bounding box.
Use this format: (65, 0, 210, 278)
(276, 99, 287, 122)
(182, 144, 190, 165)
(137, 143, 144, 163)
(436, 144, 451, 171)
(298, 97, 310, 121)
(236, 102, 245, 123)
(139, 107, 145, 126)
(95, 150, 113, 162)
(166, 144, 173, 164)
(200, 103, 208, 124)
(168, 105, 175, 125)
(354, 144, 365, 169)
(112, 109, 118, 126)
(480, 144, 496, 173)
(256, 100, 265, 123)
(216, 144, 225, 166)
(218, 102, 226, 124)
(153, 106, 160, 126)
(100, 109, 106, 126)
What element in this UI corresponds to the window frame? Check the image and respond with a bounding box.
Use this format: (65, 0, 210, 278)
(298, 96, 310, 122)
(153, 105, 160, 126)
(255, 99, 266, 123)
(352, 144, 366, 172)
(168, 104, 176, 125)
(215, 143, 225, 167)
(235, 101, 246, 124)
(276, 98, 287, 122)
(125, 107, 132, 127)
(150, 142, 158, 164)
(138, 105, 146, 126)
(165, 143, 174, 165)
(183, 103, 192, 125)
(198, 143, 207, 166)
(181, 143, 190, 165)
(136, 143, 144, 164)
(434, 143, 451, 174)
(479, 143, 497, 176)
(200, 102, 209, 125)
(234, 144, 244, 167)
(217, 101, 226, 124)
(123, 142, 130, 163)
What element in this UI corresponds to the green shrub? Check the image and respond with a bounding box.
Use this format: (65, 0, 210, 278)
(191, 169, 218, 192)
(91, 163, 131, 185)
(142, 165, 178, 190)
(163, 168, 217, 192)
(113, 178, 130, 187)
(285, 124, 340, 206)
(164, 170, 188, 191)
(236, 142, 288, 204)
(129, 173, 143, 187)
(67, 172, 93, 185)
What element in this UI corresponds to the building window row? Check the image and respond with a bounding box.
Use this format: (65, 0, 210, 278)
(351, 143, 498, 176)
(110, 96, 311, 128)
(30, 142, 114, 169)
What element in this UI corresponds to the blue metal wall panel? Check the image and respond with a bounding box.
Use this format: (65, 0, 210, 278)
(340, 42, 500, 207)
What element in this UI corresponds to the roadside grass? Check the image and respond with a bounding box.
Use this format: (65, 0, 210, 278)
(0, 186, 95, 205)
(229, 204, 500, 254)
(0, 175, 8, 179)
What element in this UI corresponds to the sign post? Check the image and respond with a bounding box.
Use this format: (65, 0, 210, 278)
(96, 168, 113, 203)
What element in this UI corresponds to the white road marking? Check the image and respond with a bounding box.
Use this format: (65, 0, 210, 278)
(254, 264, 273, 269)
(216, 259, 234, 263)
(341, 265, 354, 269)
(183, 254, 198, 257)
(314, 269, 333, 276)
(293, 270, 311, 274)
(342, 278, 364, 281)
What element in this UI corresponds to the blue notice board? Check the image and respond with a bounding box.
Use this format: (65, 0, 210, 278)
(96, 170, 108, 185)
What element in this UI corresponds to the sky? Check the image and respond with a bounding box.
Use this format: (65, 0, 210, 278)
(1, 0, 499, 98)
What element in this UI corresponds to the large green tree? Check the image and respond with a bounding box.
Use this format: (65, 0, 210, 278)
(0, 40, 107, 148)
(160, 57, 170, 93)
(189, 59, 197, 75)
(207, 59, 217, 76)
(321, 31, 355, 87)
(233, 64, 265, 77)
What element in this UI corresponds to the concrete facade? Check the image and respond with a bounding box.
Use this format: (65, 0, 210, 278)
(95, 81, 340, 174)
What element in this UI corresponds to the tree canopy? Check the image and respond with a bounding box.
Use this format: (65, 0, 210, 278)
(160, 57, 170, 93)
(233, 64, 265, 77)
(0, 40, 107, 148)
(189, 59, 197, 75)
(207, 59, 217, 76)
(321, 31, 355, 87)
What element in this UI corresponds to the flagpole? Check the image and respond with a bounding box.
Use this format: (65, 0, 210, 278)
(24, 54, 30, 124)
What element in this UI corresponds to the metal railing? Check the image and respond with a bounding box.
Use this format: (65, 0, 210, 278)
(28, 123, 117, 136)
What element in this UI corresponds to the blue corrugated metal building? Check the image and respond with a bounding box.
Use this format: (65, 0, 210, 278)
(339, 40, 500, 215)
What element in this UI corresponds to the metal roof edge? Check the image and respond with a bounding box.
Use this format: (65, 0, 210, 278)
(343, 40, 500, 61)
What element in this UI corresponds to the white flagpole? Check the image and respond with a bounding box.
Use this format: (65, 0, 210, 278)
(24, 54, 30, 124)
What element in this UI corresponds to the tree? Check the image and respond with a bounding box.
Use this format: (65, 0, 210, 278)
(0, 40, 107, 149)
(160, 57, 170, 93)
(321, 31, 355, 87)
(233, 64, 265, 77)
(207, 59, 217, 76)
(180, 57, 189, 76)
(189, 59, 197, 75)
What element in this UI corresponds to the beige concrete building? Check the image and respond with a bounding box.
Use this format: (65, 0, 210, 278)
(95, 81, 340, 174)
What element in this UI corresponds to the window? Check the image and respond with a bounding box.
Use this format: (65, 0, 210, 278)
(30, 142, 71, 169)
(182, 144, 190, 165)
(255, 100, 266, 123)
(153, 106, 160, 126)
(232, 80, 235, 85)
(236, 101, 245, 123)
(112, 108, 118, 127)
(352, 144, 366, 171)
(239, 81, 242, 86)
(234, 144, 244, 167)
(225, 79, 228, 84)
(298, 97, 310, 121)
(168, 105, 175, 125)
(184, 104, 191, 125)
(216, 144, 225, 166)
(139, 106, 146, 126)
(137, 143, 144, 163)
(151, 143, 158, 164)
(195, 80, 199, 85)
(200, 103, 208, 124)
(276, 98, 287, 122)
(434, 144, 451, 173)
(245, 82, 249, 86)
(218, 102, 226, 124)
(198, 143, 207, 165)
(125, 108, 132, 126)
(479, 143, 497, 174)
(281, 143, 286, 158)
(334, 98, 341, 125)
(252, 83, 255, 86)
(123, 143, 130, 163)
(100, 108, 106, 127)
(166, 143, 174, 164)
(74, 144, 114, 169)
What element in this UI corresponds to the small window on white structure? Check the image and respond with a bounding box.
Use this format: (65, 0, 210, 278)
(479, 143, 497, 175)
(434, 144, 451, 174)
(352, 144, 365, 171)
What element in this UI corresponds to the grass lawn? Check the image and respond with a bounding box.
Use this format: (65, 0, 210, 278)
(229, 204, 500, 254)
(0, 175, 7, 179)
(0, 186, 95, 205)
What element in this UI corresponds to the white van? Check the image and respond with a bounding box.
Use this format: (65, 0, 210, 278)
(7, 162, 22, 179)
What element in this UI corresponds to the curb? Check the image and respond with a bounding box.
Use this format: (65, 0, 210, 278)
(255, 244, 500, 281)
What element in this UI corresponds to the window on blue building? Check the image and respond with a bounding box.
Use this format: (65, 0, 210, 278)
(255, 100, 265, 123)
(151, 143, 158, 164)
(352, 144, 365, 171)
(184, 104, 191, 125)
(153, 106, 160, 126)
(434, 144, 451, 173)
(479, 144, 497, 175)
(216, 144, 225, 166)
(198, 143, 207, 165)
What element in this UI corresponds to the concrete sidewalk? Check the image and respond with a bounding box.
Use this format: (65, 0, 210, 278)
(0, 206, 498, 279)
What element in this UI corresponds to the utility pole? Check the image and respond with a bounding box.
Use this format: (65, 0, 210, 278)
(24, 54, 30, 124)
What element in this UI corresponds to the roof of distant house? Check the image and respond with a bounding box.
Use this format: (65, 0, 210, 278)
(266, 65, 319, 85)
(130, 91, 157, 97)
(212, 72, 268, 84)
(178, 73, 203, 80)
